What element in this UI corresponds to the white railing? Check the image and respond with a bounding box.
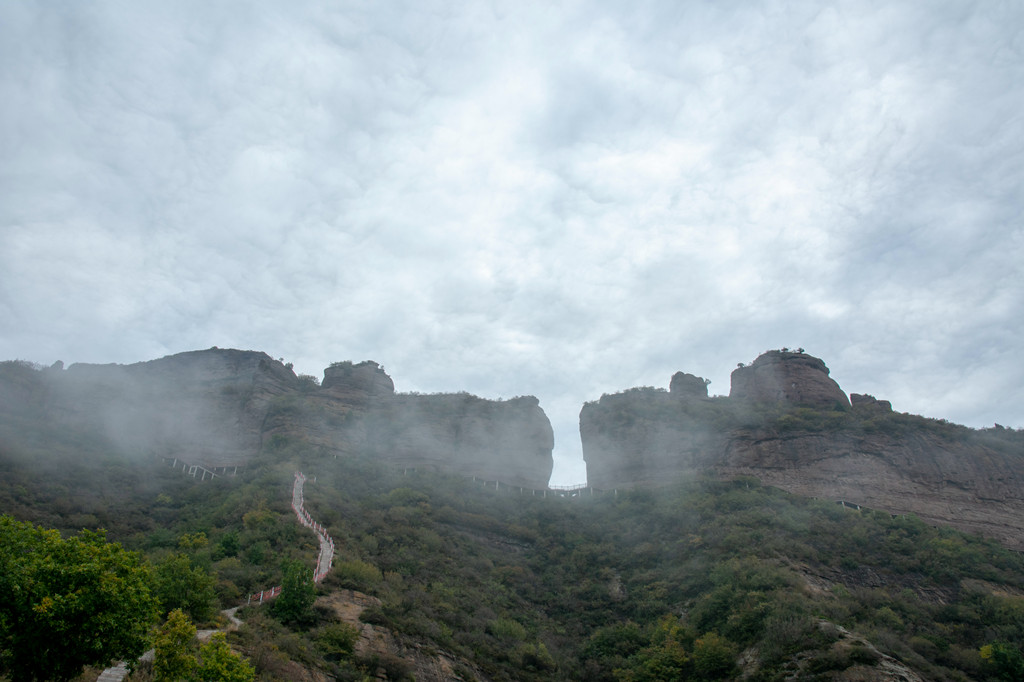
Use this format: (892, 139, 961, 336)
(245, 471, 335, 605)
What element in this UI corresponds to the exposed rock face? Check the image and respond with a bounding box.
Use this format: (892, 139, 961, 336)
(1, 349, 554, 489)
(580, 388, 720, 490)
(371, 394, 554, 488)
(669, 372, 708, 398)
(44, 349, 298, 467)
(731, 350, 849, 408)
(582, 350, 1024, 549)
(321, 361, 395, 398)
(850, 393, 892, 411)
(266, 375, 554, 489)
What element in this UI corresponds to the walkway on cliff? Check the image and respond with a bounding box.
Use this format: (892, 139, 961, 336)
(97, 471, 334, 681)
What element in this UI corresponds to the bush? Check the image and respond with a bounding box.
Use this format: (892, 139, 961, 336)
(334, 560, 383, 590)
(316, 623, 360, 660)
(692, 632, 738, 679)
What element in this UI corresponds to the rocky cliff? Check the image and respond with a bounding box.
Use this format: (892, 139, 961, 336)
(581, 350, 1024, 549)
(263, 361, 554, 489)
(0, 350, 554, 489)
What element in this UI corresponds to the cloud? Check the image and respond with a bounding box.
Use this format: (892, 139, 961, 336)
(2, 0, 1023, 483)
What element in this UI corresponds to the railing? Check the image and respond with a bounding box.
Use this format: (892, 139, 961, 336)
(158, 456, 244, 481)
(245, 471, 334, 605)
(465, 475, 617, 498)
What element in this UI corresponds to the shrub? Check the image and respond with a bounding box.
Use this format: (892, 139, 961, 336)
(334, 560, 383, 590)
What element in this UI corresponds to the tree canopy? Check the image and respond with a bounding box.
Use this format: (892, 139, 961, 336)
(0, 515, 159, 681)
(271, 558, 316, 624)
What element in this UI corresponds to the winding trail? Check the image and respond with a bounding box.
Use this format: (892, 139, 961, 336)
(291, 472, 335, 582)
(247, 471, 334, 604)
(98, 471, 333, 680)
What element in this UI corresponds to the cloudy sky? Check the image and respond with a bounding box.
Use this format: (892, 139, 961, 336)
(2, 1, 1022, 484)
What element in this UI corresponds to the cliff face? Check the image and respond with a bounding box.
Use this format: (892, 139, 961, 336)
(264, 361, 553, 489)
(1, 350, 554, 488)
(581, 350, 1024, 549)
(41, 349, 298, 467)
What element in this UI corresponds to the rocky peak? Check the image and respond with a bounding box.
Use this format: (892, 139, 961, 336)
(850, 393, 893, 412)
(669, 372, 709, 399)
(730, 350, 849, 408)
(321, 361, 395, 399)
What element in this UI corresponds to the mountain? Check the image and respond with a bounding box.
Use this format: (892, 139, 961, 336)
(3, 350, 1024, 681)
(0, 349, 554, 489)
(580, 350, 1024, 549)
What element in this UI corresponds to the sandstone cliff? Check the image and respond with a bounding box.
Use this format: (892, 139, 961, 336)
(0, 350, 554, 489)
(581, 350, 1024, 549)
(27, 349, 298, 467)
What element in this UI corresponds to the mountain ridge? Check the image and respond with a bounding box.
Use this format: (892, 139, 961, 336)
(580, 349, 1024, 549)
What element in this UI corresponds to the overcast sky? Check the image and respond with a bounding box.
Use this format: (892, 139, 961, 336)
(2, 1, 1022, 484)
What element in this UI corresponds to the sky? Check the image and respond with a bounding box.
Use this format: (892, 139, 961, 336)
(1, 1, 1022, 485)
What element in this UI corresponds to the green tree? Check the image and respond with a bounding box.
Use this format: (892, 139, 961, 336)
(153, 553, 217, 622)
(981, 642, 1024, 682)
(692, 632, 738, 679)
(272, 558, 316, 624)
(316, 623, 360, 661)
(194, 632, 256, 682)
(616, 616, 692, 682)
(0, 515, 158, 682)
(153, 609, 197, 682)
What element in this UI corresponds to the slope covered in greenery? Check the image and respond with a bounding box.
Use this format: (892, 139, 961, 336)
(294, 452, 1024, 681)
(3, 412, 1024, 680)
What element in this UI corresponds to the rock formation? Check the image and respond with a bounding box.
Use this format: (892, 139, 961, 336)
(581, 350, 1024, 549)
(731, 350, 849, 408)
(0, 349, 554, 489)
(850, 393, 892, 411)
(669, 372, 709, 398)
(44, 349, 298, 467)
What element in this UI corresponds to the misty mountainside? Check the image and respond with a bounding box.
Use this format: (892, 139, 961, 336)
(3, 441, 1024, 682)
(581, 350, 1024, 550)
(3, 351, 1024, 681)
(0, 349, 554, 489)
(4, 346, 1024, 547)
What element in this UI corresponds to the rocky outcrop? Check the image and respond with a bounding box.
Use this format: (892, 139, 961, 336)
(669, 372, 708, 398)
(581, 350, 1024, 549)
(731, 350, 849, 408)
(850, 393, 892, 411)
(265, 372, 554, 489)
(580, 388, 723, 490)
(366, 394, 553, 487)
(1, 349, 554, 489)
(321, 361, 395, 398)
(43, 349, 298, 467)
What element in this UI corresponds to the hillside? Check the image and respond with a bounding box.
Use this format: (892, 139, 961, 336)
(3, 444, 1024, 681)
(581, 350, 1024, 549)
